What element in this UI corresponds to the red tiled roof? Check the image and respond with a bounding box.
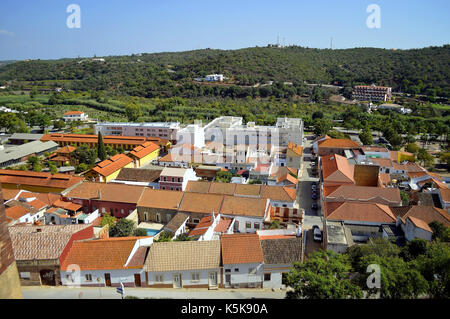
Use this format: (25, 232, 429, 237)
(407, 216, 433, 233)
(220, 196, 268, 217)
(66, 182, 146, 204)
(64, 111, 84, 116)
(0, 169, 83, 191)
(179, 192, 223, 214)
(137, 188, 184, 210)
(61, 237, 143, 271)
(440, 189, 450, 202)
(320, 154, 355, 184)
(400, 206, 450, 227)
(318, 138, 361, 148)
(221, 234, 264, 264)
(41, 133, 150, 146)
(324, 201, 396, 223)
(6, 206, 29, 220)
(92, 154, 133, 177)
(287, 142, 303, 156)
(324, 185, 401, 204)
(129, 141, 159, 159)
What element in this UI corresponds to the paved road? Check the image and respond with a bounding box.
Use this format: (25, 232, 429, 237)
(21, 286, 286, 299)
(297, 135, 322, 230)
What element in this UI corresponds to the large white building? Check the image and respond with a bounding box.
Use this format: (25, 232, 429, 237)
(94, 122, 180, 142)
(202, 116, 303, 148)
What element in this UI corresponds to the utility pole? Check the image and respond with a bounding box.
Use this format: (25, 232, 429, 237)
(330, 37, 333, 50)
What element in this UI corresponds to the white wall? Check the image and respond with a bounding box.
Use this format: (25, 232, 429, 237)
(262, 264, 291, 289)
(223, 263, 263, 287)
(148, 268, 220, 287)
(223, 215, 265, 233)
(61, 268, 145, 286)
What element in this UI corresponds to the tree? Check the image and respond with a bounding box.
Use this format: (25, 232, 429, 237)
(97, 132, 107, 161)
(75, 163, 89, 174)
(417, 148, 434, 167)
(270, 220, 281, 229)
(429, 221, 450, 242)
(100, 213, 116, 229)
(405, 143, 419, 154)
(48, 161, 58, 174)
(400, 190, 410, 205)
(109, 219, 136, 237)
(173, 233, 194, 241)
(125, 103, 142, 122)
(27, 156, 43, 172)
(438, 152, 450, 171)
(53, 119, 66, 131)
(216, 170, 232, 183)
(285, 250, 363, 299)
(133, 228, 148, 237)
(359, 126, 373, 145)
(312, 111, 323, 120)
(73, 145, 97, 165)
(154, 230, 173, 242)
(30, 86, 38, 99)
(313, 118, 333, 136)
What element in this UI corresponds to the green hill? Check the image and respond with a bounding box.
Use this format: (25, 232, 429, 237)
(0, 45, 449, 97)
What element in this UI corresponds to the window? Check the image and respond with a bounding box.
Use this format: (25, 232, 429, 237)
(245, 222, 251, 229)
(20, 272, 30, 280)
(193, 218, 200, 224)
(248, 268, 257, 275)
(178, 178, 182, 182)
(85, 274, 92, 282)
(156, 213, 161, 223)
(264, 273, 271, 281)
(66, 274, 72, 282)
(191, 273, 200, 282)
(225, 269, 231, 273)
(234, 268, 239, 272)
(155, 275, 163, 283)
(254, 222, 260, 229)
(172, 178, 175, 182)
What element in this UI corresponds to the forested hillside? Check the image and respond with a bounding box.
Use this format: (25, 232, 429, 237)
(0, 45, 449, 98)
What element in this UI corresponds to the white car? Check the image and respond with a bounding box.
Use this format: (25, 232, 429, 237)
(313, 225, 322, 242)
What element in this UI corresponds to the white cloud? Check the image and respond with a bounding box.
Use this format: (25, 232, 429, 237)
(0, 30, 15, 37)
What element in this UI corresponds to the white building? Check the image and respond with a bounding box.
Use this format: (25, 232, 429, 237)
(145, 240, 221, 288)
(63, 111, 88, 122)
(205, 74, 224, 82)
(60, 237, 153, 287)
(221, 234, 264, 288)
(94, 122, 180, 142)
(176, 122, 205, 148)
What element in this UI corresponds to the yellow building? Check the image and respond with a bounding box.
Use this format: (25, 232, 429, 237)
(84, 154, 134, 183)
(128, 141, 160, 168)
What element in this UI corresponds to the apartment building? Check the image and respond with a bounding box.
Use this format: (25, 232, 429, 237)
(352, 84, 392, 102)
(94, 122, 180, 142)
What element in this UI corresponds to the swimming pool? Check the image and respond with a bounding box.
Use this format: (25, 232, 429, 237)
(143, 228, 161, 236)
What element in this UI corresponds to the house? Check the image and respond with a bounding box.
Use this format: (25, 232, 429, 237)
(260, 237, 303, 289)
(94, 122, 180, 143)
(64, 182, 147, 218)
(5, 196, 48, 225)
(221, 234, 264, 288)
(322, 185, 402, 206)
(62, 111, 88, 122)
(317, 138, 361, 157)
(0, 169, 84, 194)
(111, 167, 162, 188)
(0, 140, 59, 168)
(393, 205, 450, 241)
(286, 142, 303, 170)
(8, 224, 94, 286)
(145, 240, 221, 288)
(320, 154, 355, 187)
(159, 167, 199, 191)
(137, 189, 184, 224)
(178, 192, 224, 224)
(60, 236, 152, 287)
(323, 201, 397, 226)
(268, 166, 298, 187)
(128, 141, 160, 168)
(188, 213, 234, 240)
(194, 165, 225, 181)
(312, 135, 331, 155)
(47, 146, 77, 167)
(84, 154, 134, 183)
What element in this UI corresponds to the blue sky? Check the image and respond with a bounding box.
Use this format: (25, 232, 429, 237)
(0, 0, 449, 60)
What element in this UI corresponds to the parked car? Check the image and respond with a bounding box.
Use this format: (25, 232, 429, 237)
(313, 225, 322, 242)
(311, 202, 318, 210)
(311, 181, 317, 186)
(311, 193, 317, 200)
(311, 184, 317, 191)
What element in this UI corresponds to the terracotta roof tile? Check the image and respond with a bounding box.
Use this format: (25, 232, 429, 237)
(116, 168, 162, 183)
(137, 188, 184, 210)
(440, 189, 450, 202)
(401, 206, 450, 227)
(287, 142, 303, 156)
(179, 192, 223, 214)
(407, 216, 433, 233)
(324, 185, 401, 205)
(324, 201, 396, 223)
(221, 234, 264, 264)
(260, 238, 302, 264)
(5, 206, 29, 220)
(129, 141, 159, 159)
(92, 154, 133, 177)
(164, 212, 189, 233)
(318, 138, 361, 148)
(320, 154, 355, 184)
(60, 237, 141, 271)
(220, 196, 268, 217)
(0, 169, 83, 191)
(66, 182, 146, 204)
